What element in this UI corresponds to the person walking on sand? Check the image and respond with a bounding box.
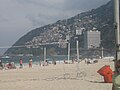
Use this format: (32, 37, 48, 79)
(19, 58, 23, 68)
(0, 60, 4, 69)
(29, 58, 32, 68)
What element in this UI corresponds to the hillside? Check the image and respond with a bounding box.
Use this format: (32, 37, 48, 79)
(5, 0, 115, 56)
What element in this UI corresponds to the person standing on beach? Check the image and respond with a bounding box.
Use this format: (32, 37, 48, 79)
(19, 58, 23, 68)
(0, 60, 4, 69)
(29, 58, 32, 68)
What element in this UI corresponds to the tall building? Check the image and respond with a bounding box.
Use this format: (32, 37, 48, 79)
(84, 30, 101, 49)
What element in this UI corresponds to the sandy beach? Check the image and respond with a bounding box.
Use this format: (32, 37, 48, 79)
(0, 59, 114, 90)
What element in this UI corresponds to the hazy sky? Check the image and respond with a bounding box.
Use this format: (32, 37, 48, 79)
(0, 0, 110, 47)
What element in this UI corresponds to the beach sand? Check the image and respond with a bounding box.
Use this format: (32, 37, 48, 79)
(0, 59, 114, 90)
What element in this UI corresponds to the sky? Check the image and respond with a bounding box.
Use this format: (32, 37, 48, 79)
(0, 0, 110, 47)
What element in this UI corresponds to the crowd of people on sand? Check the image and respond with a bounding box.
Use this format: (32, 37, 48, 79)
(0, 58, 50, 70)
(0, 57, 99, 70)
(0, 60, 16, 70)
(0, 58, 33, 70)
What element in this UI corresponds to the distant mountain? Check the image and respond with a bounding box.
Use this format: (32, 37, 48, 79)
(5, 0, 115, 55)
(0, 48, 8, 56)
